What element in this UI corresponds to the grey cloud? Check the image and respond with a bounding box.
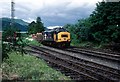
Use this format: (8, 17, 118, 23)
(1, 0, 99, 27)
(37, 3, 95, 27)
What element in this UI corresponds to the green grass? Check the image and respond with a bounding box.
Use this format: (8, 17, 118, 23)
(71, 41, 104, 49)
(27, 39, 41, 46)
(22, 37, 42, 46)
(71, 41, 93, 47)
(2, 51, 71, 80)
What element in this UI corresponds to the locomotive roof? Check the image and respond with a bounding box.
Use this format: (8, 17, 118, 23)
(44, 27, 68, 33)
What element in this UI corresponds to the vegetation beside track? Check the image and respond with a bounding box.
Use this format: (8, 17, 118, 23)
(23, 36, 42, 46)
(71, 41, 108, 50)
(2, 51, 71, 80)
(71, 41, 120, 54)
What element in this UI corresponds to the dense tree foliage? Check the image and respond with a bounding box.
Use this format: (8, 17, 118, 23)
(2, 27, 19, 41)
(28, 17, 45, 34)
(28, 21, 36, 34)
(89, 2, 120, 43)
(2, 26, 27, 60)
(63, 18, 92, 43)
(64, 2, 120, 45)
(2, 27, 20, 60)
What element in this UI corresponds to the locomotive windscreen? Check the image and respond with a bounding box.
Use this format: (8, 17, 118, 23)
(53, 28, 68, 33)
(44, 27, 68, 33)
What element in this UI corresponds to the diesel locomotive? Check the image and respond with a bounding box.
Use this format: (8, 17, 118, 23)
(41, 27, 71, 47)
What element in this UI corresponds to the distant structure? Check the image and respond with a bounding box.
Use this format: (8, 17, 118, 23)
(11, 0, 15, 27)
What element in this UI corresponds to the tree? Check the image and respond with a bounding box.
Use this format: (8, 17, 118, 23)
(64, 18, 93, 42)
(89, 2, 120, 43)
(28, 21, 36, 34)
(28, 17, 45, 34)
(36, 17, 45, 33)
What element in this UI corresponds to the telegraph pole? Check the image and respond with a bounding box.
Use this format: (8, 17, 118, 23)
(11, 0, 15, 28)
(11, 0, 15, 45)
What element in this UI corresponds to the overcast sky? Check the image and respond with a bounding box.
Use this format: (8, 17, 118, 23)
(0, 0, 102, 27)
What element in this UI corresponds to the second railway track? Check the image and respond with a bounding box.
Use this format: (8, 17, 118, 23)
(64, 47, 120, 62)
(25, 45, 120, 81)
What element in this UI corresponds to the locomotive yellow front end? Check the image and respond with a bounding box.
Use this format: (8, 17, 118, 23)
(54, 31, 71, 47)
(55, 32, 70, 42)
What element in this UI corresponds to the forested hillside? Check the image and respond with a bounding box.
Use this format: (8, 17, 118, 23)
(0, 18, 28, 31)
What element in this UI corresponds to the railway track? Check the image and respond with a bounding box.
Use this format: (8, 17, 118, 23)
(25, 47, 97, 80)
(25, 45, 120, 81)
(71, 46, 120, 55)
(55, 48, 119, 70)
(64, 47, 120, 62)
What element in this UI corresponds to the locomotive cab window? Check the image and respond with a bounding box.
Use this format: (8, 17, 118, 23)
(61, 35, 68, 37)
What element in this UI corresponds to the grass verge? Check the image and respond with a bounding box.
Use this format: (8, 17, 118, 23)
(71, 41, 105, 49)
(2, 51, 71, 80)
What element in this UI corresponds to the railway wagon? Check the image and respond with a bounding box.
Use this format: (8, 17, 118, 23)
(42, 27, 71, 47)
